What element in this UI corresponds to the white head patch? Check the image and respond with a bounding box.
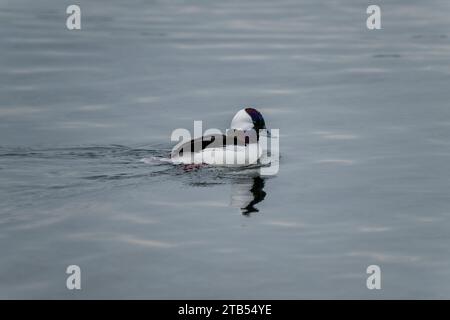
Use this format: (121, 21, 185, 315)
(230, 109, 253, 131)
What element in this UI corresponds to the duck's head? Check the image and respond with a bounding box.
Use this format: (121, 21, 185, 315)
(230, 108, 266, 133)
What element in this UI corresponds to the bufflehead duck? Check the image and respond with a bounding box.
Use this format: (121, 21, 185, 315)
(171, 108, 269, 166)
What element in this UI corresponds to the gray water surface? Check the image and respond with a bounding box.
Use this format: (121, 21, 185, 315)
(1, 0, 450, 298)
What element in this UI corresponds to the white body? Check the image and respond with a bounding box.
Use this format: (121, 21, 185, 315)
(171, 143, 263, 166)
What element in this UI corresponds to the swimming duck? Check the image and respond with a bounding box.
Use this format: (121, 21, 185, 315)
(170, 108, 268, 166)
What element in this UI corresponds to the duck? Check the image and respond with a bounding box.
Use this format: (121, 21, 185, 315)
(170, 108, 269, 166)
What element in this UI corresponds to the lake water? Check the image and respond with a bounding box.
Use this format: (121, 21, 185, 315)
(1, 0, 450, 299)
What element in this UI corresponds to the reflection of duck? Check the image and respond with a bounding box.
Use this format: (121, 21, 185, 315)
(230, 176, 267, 215)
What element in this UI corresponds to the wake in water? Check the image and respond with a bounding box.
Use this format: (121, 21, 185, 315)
(0, 144, 273, 215)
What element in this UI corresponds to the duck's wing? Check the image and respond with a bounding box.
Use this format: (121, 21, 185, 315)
(171, 131, 256, 158)
(171, 134, 226, 158)
(171, 133, 252, 157)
